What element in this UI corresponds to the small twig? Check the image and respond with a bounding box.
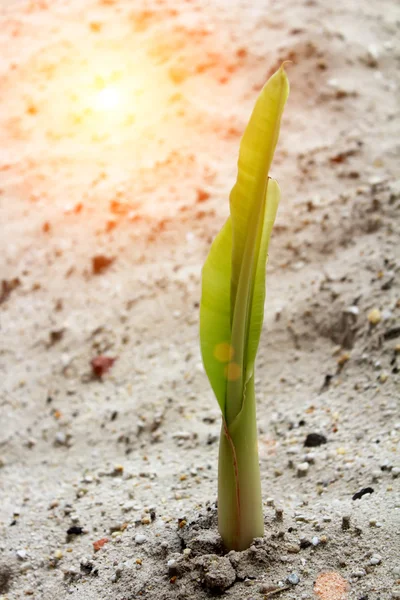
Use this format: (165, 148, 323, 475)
(264, 586, 290, 598)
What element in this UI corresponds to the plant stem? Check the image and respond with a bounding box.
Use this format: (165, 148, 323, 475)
(218, 375, 264, 550)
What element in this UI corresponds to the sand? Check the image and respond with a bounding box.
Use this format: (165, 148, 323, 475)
(0, 0, 399, 598)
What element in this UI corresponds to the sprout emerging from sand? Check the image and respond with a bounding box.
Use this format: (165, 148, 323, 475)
(200, 65, 289, 551)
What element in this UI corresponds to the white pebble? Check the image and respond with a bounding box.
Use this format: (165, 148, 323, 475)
(167, 559, 176, 568)
(352, 569, 366, 578)
(55, 431, 67, 445)
(345, 305, 359, 316)
(297, 462, 309, 477)
(135, 534, 147, 545)
(311, 536, 320, 546)
(287, 572, 300, 585)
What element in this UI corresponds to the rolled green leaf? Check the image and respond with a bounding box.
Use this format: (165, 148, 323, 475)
(200, 65, 289, 550)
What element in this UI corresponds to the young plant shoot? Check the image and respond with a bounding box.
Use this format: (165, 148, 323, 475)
(200, 65, 289, 551)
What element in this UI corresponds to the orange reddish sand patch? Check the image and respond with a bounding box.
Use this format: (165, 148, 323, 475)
(314, 572, 349, 600)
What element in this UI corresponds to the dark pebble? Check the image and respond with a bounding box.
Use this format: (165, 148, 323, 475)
(304, 433, 327, 447)
(91, 356, 116, 378)
(342, 515, 351, 530)
(352, 487, 374, 501)
(0, 278, 20, 305)
(321, 373, 333, 391)
(92, 255, 115, 275)
(383, 326, 400, 341)
(67, 526, 84, 535)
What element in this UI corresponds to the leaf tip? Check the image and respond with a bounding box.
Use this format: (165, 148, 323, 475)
(280, 60, 293, 71)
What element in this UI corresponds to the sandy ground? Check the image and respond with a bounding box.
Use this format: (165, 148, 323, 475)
(0, 0, 399, 599)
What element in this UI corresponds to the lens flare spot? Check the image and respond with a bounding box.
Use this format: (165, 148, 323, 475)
(94, 86, 121, 112)
(214, 342, 234, 362)
(224, 362, 241, 381)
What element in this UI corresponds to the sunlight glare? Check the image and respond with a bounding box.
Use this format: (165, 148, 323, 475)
(94, 85, 122, 112)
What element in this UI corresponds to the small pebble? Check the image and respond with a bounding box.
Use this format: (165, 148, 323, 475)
(341, 515, 351, 530)
(337, 352, 350, 367)
(352, 487, 374, 501)
(311, 536, 320, 546)
(352, 569, 366, 578)
(369, 554, 382, 565)
(134, 534, 147, 545)
(304, 453, 315, 464)
(111, 531, 122, 538)
(167, 559, 177, 569)
(304, 433, 327, 447)
(20, 562, 33, 573)
(287, 573, 300, 585)
(297, 462, 309, 477)
(379, 372, 388, 383)
(368, 308, 381, 325)
(16, 549, 28, 560)
(320, 535, 328, 544)
(172, 431, 191, 440)
(275, 507, 283, 522)
(371, 470, 381, 482)
(55, 431, 67, 446)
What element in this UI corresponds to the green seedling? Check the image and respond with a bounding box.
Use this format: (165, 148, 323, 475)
(200, 65, 289, 551)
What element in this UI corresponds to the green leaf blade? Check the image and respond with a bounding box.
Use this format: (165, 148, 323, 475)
(230, 66, 289, 317)
(245, 178, 280, 379)
(199, 217, 233, 414)
(200, 65, 289, 423)
(227, 67, 289, 423)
